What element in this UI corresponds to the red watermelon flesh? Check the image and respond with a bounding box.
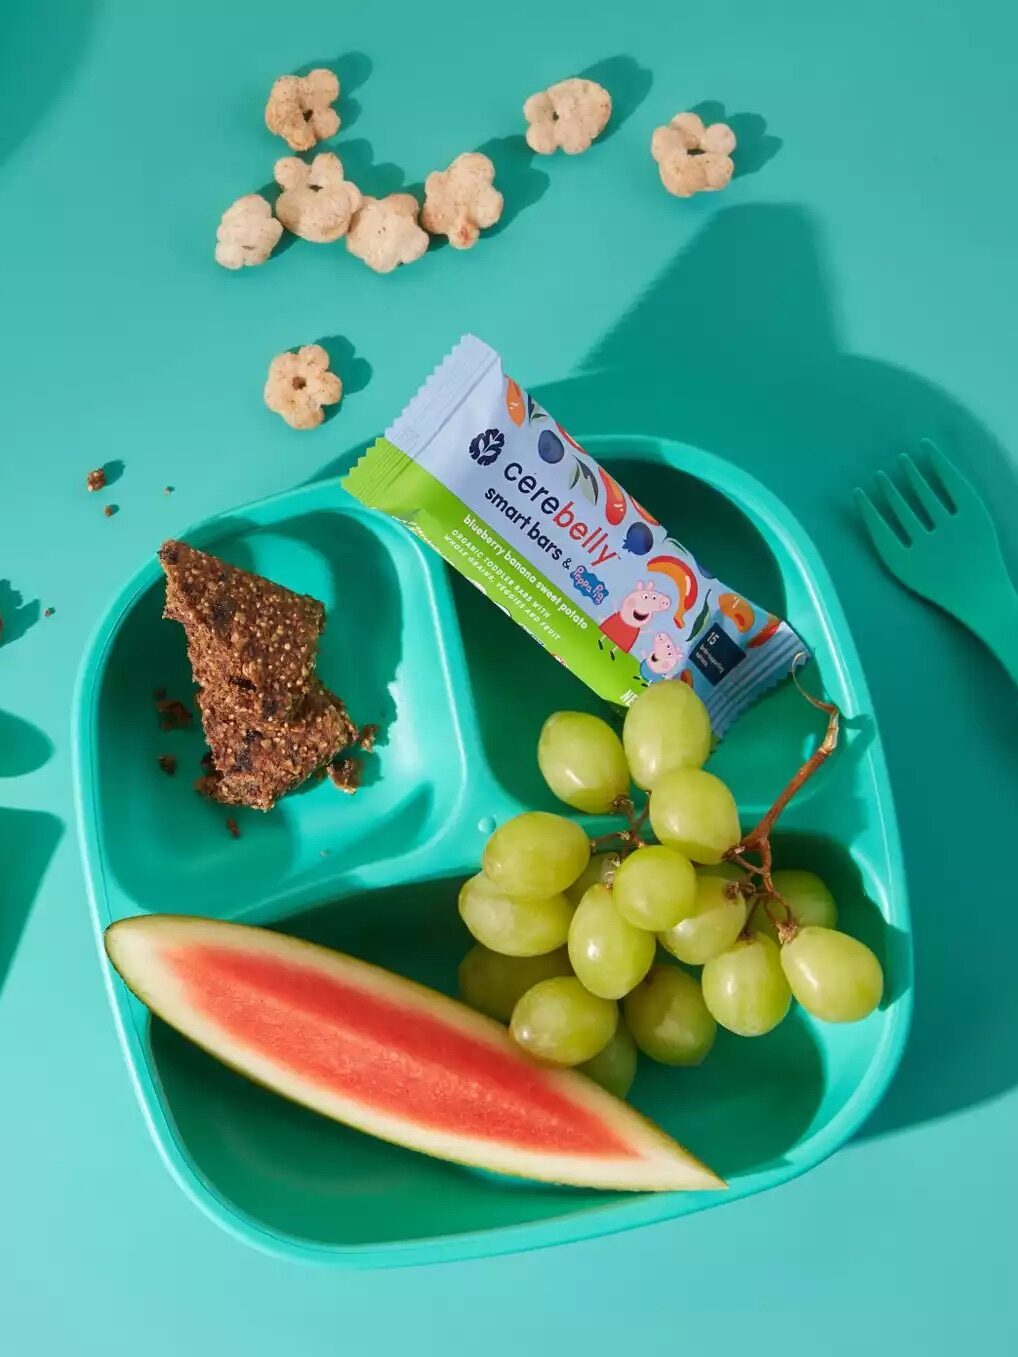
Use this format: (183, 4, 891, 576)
(106, 915, 724, 1193)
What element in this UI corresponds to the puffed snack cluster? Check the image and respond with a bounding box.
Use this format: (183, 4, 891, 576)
(265, 69, 341, 152)
(523, 78, 612, 155)
(651, 112, 737, 197)
(421, 153, 504, 249)
(274, 153, 363, 243)
(264, 345, 342, 429)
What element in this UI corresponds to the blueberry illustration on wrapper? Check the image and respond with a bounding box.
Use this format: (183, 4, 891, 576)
(538, 429, 564, 463)
(623, 522, 653, 555)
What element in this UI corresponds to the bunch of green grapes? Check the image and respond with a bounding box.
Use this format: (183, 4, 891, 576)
(455, 681, 885, 1098)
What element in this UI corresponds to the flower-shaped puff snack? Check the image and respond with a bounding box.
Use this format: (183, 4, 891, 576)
(215, 194, 283, 269)
(651, 112, 737, 197)
(274, 153, 363, 243)
(265, 69, 340, 152)
(524, 78, 612, 155)
(264, 345, 342, 429)
(421, 153, 504, 249)
(346, 194, 429, 273)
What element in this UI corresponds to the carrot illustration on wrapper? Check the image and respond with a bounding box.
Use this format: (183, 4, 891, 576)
(505, 377, 526, 426)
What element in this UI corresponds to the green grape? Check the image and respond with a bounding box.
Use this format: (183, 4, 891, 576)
(483, 811, 590, 898)
(748, 900, 779, 942)
(622, 680, 712, 790)
(751, 870, 838, 941)
(623, 964, 716, 1066)
(568, 884, 657, 999)
(566, 851, 616, 907)
(458, 873, 572, 957)
(698, 862, 746, 883)
(775, 870, 838, 927)
(780, 926, 884, 1023)
(578, 1024, 638, 1098)
(658, 873, 747, 965)
(701, 936, 791, 1036)
(649, 768, 740, 864)
(457, 945, 573, 1023)
(537, 711, 630, 813)
(510, 977, 618, 1065)
(612, 844, 696, 931)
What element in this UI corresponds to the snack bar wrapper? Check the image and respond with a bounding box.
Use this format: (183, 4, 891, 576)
(344, 335, 805, 734)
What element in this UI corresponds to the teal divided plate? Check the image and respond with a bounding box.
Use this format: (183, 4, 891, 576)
(74, 435, 912, 1268)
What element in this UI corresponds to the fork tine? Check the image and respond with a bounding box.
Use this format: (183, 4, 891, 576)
(874, 471, 917, 542)
(854, 486, 909, 567)
(899, 453, 946, 524)
(919, 439, 971, 511)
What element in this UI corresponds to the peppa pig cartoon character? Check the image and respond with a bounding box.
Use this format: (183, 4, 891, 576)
(639, 631, 684, 683)
(599, 582, 672, 653)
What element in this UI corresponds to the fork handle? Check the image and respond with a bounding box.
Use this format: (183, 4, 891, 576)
(976, 587, 1018, 686)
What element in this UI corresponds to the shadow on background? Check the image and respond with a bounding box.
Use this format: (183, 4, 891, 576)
(0, 580, 40, 647)
(581, 55, 653, 144)
(0, 809, 63, 998)
(534, 203, 1017, 536)
(475, 136, 549, 237)
(0, 0, 96, 169)
(331, 137, 406, 199)
(0, 710, 52, 777)
(99, 457, 125, 487)
(313, 335, 373, 421)
(687, 100, 782, 178)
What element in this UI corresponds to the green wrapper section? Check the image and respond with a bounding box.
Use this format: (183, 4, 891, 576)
(345, 438, 644, 703)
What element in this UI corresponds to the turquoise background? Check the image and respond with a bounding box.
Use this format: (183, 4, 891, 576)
(1, 0, 1015, 1348)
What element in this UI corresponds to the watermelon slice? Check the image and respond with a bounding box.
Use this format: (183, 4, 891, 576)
(106, 915, 724, 1193)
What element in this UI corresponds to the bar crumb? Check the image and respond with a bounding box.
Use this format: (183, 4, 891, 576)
(356, 723, 379, 752)
(87, 468, 107, 492)
(156, 696, 193, 730)
(157, 754, 178, 776)
(327, 756, 360, 794)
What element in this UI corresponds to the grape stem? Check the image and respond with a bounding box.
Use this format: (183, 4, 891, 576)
(612, 795, 649, 835)
(590, 797, 651, 856)
(589, 826, 647, 852)
(725, 659, 841, 932)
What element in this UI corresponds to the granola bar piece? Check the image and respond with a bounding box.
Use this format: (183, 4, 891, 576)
(197, 679, 356, 811)
(159, 540, 324, 722)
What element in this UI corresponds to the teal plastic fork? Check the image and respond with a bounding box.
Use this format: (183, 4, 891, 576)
(854, 440, 1018, 684)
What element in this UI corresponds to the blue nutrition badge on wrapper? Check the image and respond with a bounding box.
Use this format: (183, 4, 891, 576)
(691, 626, 748, 686)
